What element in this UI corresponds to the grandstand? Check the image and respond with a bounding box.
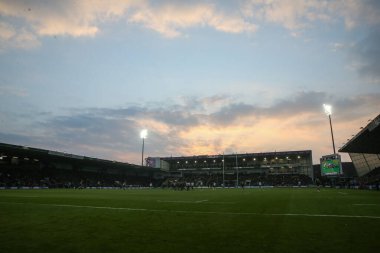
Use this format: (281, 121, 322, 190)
(0, 142, 164, 188)
(147, 150, 313, 187)
(1, 142, 315, 188)
(338, 114, 380, 178)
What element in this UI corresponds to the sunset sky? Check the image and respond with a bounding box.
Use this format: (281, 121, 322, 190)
(0, 0, 379, 165)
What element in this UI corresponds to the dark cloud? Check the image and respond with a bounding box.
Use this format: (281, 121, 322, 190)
(210, 103, 258, 125)
(181, 95, 231, 110)
(368, 0, 380, 9)
(36, 107, 192, 159)
(352, 27, 380, 83)
(152, 110, 200, 127)
(335, 93, 380, 121)
(88, 106, 147, 118)
(0, 132, 34, 145)
(210, 91, 329, 125)
(1, 92, 379, 163)
(51, 115, 136, 143)
(84, 104, 200, 128)
(266, 91, 328, 116)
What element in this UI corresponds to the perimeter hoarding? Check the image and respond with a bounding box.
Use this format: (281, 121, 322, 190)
(320, 154, 342, 176)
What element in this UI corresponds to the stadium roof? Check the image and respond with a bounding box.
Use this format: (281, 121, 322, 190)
(338, 114, 380, 154)
(0, 142, 157, 173)
(156, 150, 312, 160)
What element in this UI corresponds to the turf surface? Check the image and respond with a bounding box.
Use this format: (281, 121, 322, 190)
(1, 188, 380, 253)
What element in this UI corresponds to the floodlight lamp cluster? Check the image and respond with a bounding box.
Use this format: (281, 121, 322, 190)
(140, 129, 148, 139)
(323, 104, 332, 116)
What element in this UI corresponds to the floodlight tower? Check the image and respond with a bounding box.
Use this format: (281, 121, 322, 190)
(235, 153, 239, 188)
(323, 104, 336, 154)
(140, 129, 148, 166)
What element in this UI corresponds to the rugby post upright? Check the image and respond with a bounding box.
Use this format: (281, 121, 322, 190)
(222, 153, 225, 188)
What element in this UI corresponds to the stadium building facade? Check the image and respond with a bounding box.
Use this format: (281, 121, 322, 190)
(339, 114, 380, 177)
(147, 150, 313, 181)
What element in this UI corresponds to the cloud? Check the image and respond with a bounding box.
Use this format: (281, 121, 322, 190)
(350, 27, 380, 84)
(329, 42, 348, 52)
(241, 0, 380, 83)
(0, 0, 257, 51)
(0, 22, 40, 51)
(243, 0, 380, 32)
(128, 2, 257, 38)
(209, 91, 328, 126)
(331, 0, 380, 29)
(210, 103, 257, 126)
(0, 0, 139, 37)
(1, 0, 380, 52)
(1, 91, 379, 164)
(243, 0, 332, 30)
(0, 85, 28, 97)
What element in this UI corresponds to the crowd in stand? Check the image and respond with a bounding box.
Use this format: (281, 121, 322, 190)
(0, 166, 159, 189)
(356, 167, 380, 190)
(0, 167, 312, 189)
(2, 163, 379, 190)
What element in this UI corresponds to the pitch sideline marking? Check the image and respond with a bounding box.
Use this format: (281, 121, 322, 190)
(157, 199, 209, 203)
(1, 201, 380, 219)
(156, 200, 235, 204)
(0, 195, 40, 198)
(207, 201, 236, 204)
(353, 204, 379, 206)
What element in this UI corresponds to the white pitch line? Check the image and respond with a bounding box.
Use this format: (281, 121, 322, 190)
(157, 200, 208, 203)
(0, 195, 40, 198)
(50, 203, 148, 211)
(207, 202, 236, 204)
(353, 204, 379, 206)
(1, 201, 380, 219)
(157, 200, 235, 204)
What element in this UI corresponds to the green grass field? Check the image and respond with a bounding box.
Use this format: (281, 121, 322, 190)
(1, 188, 380, 253)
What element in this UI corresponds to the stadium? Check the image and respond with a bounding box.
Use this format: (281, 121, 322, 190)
(1, 115, 380, 253)
(2, 1, 380, 252)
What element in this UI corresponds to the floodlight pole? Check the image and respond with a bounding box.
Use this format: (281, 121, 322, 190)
(328, 114, 336, 154)
(140, 129, 147, 167)
(323, 104, 336, 155)
(235, 153, 239, 188)
(141, 137, 145, 167)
